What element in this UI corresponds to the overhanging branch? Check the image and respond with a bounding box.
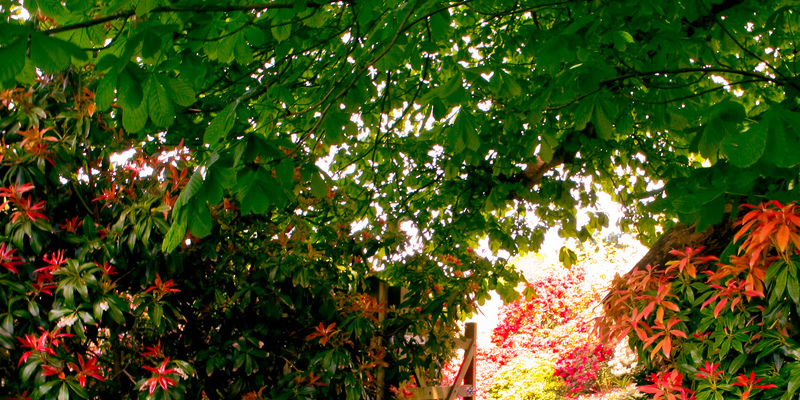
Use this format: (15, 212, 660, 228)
(43, 2, 321, 35)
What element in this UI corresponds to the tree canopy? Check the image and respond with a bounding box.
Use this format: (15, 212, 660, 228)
(0, 0, 799, 399)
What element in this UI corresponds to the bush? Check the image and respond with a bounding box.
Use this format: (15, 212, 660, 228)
(600, 201, 800, 400)
(553, 342, 613, 396)
(487, 355, 565, 400)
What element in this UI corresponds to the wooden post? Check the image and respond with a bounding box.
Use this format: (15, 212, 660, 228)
(376, 280, 389, 400)
(463, 322, 476, 400)
(408, 322, 477, 400)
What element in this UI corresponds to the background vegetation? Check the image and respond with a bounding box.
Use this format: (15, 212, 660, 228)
(1, 0, 800, 399)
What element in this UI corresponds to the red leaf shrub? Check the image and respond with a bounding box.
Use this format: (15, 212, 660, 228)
(553, 343, 613, 397)
(444, 246, 638, 399)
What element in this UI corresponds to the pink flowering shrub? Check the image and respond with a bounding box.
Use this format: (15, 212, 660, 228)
(553, 343, 614, 397)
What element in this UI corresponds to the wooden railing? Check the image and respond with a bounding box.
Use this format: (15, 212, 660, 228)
(408, 322, 477, 400)
(371, 278, 477, 400)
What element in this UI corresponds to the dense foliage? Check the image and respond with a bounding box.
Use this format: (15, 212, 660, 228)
(487, 355, 565, 400)
(442, 241, 641, 399)
(601, 201, 800, 400)
(1, 0, 800, 399)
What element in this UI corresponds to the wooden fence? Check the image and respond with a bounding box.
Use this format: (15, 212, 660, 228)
(372, 279, 477, 400)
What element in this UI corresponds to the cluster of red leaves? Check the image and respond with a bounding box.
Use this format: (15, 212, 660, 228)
(0, 182, 48, 223)
(140, 358, 179, 395)
(492, 264, 589, 347)
(444, 262, 614, 398)
(731, 371, 777, 400)
(639, 370, 693, 400)
(553, 342, 613, 397)
(599, 201, 800, 400)
(17, 328, 104, 388)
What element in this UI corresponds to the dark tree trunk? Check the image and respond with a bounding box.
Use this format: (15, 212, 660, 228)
(631, 221, 736, 273)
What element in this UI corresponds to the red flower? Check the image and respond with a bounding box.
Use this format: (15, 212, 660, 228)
(140, 358, 178, 395)
(31, 274, 57, 296)
(306, 322, 338, 346)
(17, 125, 57, 149)
(696, 362, 723, 381)
(60, 216, 83, 233)
(639, 370, 694, 400)
(142, 341, 164, 358)
(40, 364, 65, 379)
(92, 183, 120, 205)
(144, 274, 180, 298)
(67, 354, 105, 387)
(0, 243, 24, 274)
(0, 182, 34, 207)
(732, 371, 777, 400)
(35, 250, 67, 275)
(17, 333, 55, 365)
(96, 260, 117, 276)
(10, 196, 48, 223)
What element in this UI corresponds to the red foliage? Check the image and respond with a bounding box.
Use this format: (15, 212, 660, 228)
(444, 261, 614, 398)
(554, 343, 613, 397)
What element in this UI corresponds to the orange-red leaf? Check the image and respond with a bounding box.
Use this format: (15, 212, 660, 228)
(714, 298, 728, 318)
(670, 329, 687, 338)
(777, 224, 791, 252)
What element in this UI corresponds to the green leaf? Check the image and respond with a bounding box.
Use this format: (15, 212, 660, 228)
(592, 98, 614, 140)
(454, 111, 480, 151)
(789, 268, 800, 304)
(122, 97, 148, 133)
(244, 26, 266, 47)
(21, 359, 40, 382)
(94, 53, 119, 73)
(728, 352, 747, 374)
(58, 383, 69, 400)
(164, 76, 196, 107)
(146, 76, 175, 127)
(323, 110, 352, 145)
(437, 74, 464, 100)
(176, 169, 205, 212)
(786, 366, 800, 400)
(234, 32, 254, 65)
(204, 160, 234, 205)
(0, 38, 27, 85)
(539, 134, 558, 163)
(617, 31, 634, 43)
(696, 194, 725, 231)
(95, 70, 118, 111)
(272, 25, 291, 43)
(774, 268, 789, 302)
(558, 246, 577, 268)
(117, 68, 143, 110)
(275, 157, 295, 187)
(14, 57, 37, 86)
(30, 32, 87, 74)
(187, 199, 212, 238)
(205, 102, 238, 145)
(216, 34, 237, 64)
(764, 107, 800, 168)
(573, 95, 595, 130)
(310, 171, 328, 198)
(141, 30, 163, 60)
(162, 213, 187, 253)
(136, 0, 159, 16)
(236, 168, 278, 215)
(699, 100, 746, 162)
(721, 121, 767, 168)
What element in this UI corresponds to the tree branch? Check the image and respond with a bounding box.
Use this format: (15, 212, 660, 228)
(43, 2, 321, 35)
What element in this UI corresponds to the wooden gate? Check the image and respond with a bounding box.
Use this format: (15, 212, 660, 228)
(372, 279, 477, 400)
(407, 322, 477, 400)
